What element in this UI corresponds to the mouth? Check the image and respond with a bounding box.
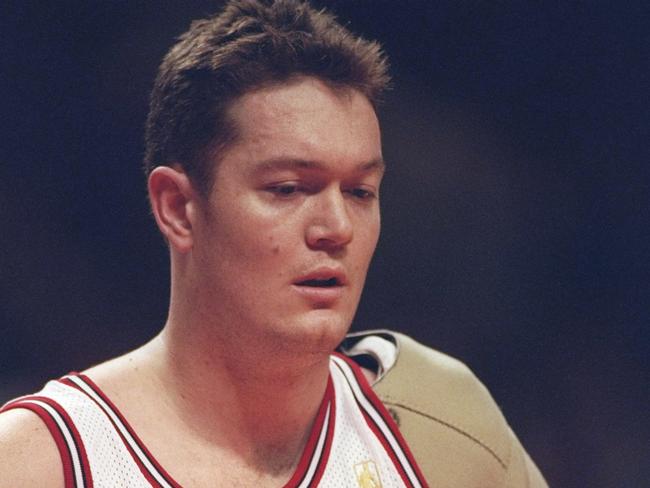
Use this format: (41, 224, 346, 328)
(292, 269, 347, 305)
(295, 277, 341, 288)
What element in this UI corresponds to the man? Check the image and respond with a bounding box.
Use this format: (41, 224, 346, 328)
(0, 1, 547, 486)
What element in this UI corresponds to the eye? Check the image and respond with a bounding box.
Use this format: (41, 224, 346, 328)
(266, 183, 302, 197)
(347, 187, 377, 200)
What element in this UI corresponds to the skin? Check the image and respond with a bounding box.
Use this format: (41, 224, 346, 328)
(0, 76, 384, 487)
(169, 76, 384, 368)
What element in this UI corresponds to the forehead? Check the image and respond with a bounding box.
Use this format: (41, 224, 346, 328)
(221, 77, 382, 172)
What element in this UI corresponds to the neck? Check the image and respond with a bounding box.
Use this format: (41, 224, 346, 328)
(143, 318, 332, 474)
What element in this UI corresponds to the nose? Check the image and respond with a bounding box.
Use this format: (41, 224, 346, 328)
(306, 188, 353, 251)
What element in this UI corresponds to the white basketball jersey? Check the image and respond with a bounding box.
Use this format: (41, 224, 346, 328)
(2, 354, 427, 487)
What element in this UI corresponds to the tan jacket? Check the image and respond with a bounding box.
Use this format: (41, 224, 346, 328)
(347, 331, 548, 487)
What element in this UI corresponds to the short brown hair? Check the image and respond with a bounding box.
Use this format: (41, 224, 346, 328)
(143, 0, 390, 195)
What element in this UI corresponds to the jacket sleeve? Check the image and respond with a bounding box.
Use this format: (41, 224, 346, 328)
(370, 331, 548, 488)
(504, 426, 547, 488)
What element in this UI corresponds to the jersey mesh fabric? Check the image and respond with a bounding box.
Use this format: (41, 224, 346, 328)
(40, 381, 151, 487)
(319, 361, 405, 487)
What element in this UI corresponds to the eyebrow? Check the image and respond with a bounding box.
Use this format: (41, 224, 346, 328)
(253, 157, 386, 174)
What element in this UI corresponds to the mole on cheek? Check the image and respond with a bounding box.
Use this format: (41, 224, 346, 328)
(267, 235, 280, 255)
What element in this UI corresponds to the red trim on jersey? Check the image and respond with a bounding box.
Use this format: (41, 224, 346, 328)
(2, 397, 80, 488)
(333, 353, 430, 488)
(60, 374, 182, 488)
(309, 380, 336, 487)
(283, 375, 336, 488)
(361, 407, 415, 487)
(33, 395, 95, 488)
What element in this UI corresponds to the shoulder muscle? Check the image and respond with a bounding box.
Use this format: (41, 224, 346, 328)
(0, 409, 64, 488)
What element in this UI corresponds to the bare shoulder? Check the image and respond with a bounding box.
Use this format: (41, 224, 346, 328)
(0, 409, 64, 488)
(82, 338, 161, 402)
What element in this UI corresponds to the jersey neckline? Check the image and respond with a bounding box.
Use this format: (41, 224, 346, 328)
(59, 366, 338, 488)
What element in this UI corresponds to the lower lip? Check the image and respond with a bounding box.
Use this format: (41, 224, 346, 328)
(292, 285, 344, 305)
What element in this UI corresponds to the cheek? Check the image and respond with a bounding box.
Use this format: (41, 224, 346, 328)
(360, 214, 381, 255)
(354, 222, 381, 275)
(231, 197, 299, 253)
(262, 228, 297, 260)
(267, 234, 281, 255)
(258, 213, 302, 255)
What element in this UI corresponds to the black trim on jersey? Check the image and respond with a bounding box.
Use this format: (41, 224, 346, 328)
(292, 403, 331, 488)
(39, 397, 89, 488)
(286, 375, 337, 488)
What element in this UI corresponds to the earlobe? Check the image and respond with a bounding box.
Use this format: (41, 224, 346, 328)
(148, 166, 196, 253)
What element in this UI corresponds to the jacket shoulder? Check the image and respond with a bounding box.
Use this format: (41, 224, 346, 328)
(375, 332, 509, 461)
(368, 331, 547, 487)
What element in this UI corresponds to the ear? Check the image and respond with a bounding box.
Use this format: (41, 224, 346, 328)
(147, 166, 198, 253)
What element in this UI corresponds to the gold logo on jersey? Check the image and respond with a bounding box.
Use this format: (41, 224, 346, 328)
(354, 460, 383, 488)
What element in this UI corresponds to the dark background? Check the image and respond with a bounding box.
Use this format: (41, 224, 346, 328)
(1, 1, 648, 486)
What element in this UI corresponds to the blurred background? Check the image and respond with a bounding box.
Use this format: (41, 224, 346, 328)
(1, 1, 648, 486)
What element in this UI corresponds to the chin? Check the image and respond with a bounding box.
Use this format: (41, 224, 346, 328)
(277, 309, 352, 354)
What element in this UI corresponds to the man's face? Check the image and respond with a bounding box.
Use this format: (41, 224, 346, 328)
(190, 77, 384, 354)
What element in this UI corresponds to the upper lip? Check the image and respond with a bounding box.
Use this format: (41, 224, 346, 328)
(293, 267, 348, 287)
